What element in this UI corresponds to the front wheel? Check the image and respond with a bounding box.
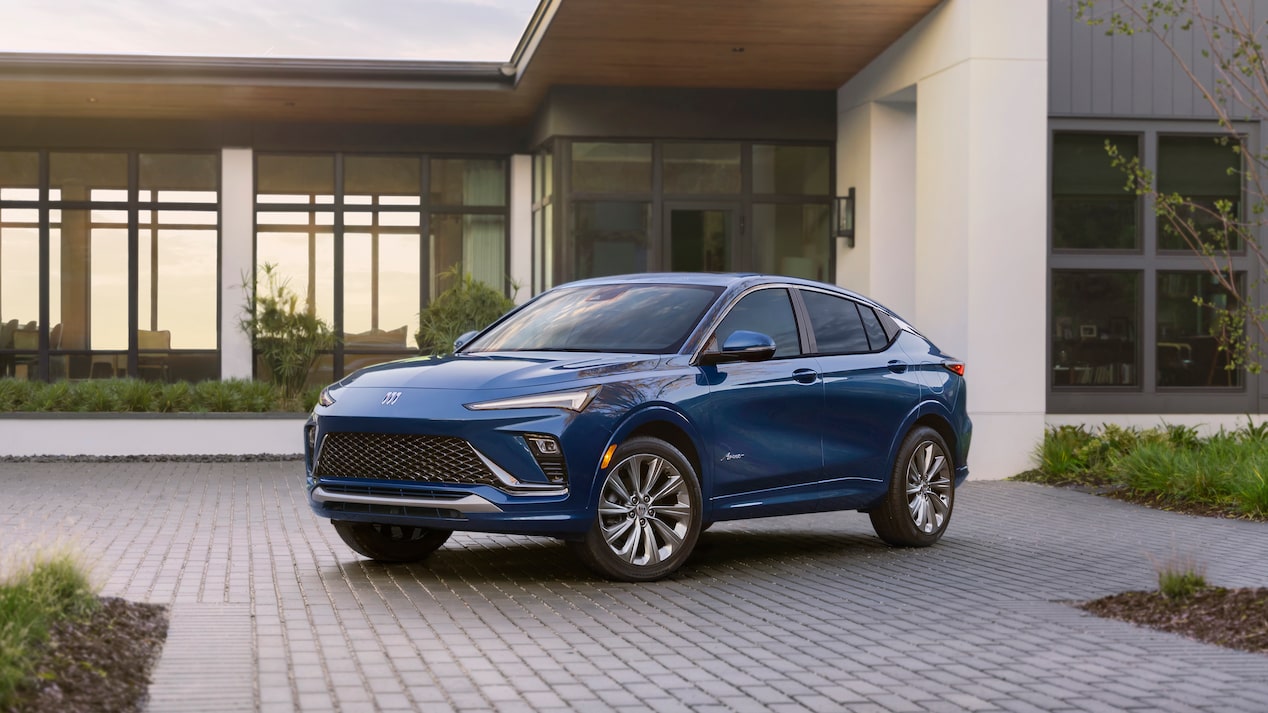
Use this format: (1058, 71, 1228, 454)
(569, 437, 702, 582)
(869, 426, 955, 547)
(332, 521, 453, 562)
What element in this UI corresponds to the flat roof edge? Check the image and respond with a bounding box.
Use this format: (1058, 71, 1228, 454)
(0, 52, 514, 84)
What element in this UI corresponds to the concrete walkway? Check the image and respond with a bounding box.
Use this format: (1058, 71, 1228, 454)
(1, 460, 1266, 712)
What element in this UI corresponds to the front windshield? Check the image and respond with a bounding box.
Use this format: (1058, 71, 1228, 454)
(465, 283, 723, 354)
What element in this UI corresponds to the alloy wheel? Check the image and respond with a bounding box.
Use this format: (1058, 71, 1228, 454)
(597, 453, 694, 567)
(905, 440, 952, 534)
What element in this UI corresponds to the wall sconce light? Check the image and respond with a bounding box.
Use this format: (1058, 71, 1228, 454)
(835, 187, 856, 248)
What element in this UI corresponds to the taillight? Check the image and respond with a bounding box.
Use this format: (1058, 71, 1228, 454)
(943, 361, 965, 376)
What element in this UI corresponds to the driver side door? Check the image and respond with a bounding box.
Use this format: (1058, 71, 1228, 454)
(697, 287, 825, 508)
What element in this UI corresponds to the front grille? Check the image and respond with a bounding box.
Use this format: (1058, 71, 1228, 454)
(315, 432, 500, 488)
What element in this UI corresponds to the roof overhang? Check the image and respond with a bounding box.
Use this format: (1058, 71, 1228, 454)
(0, 0, 942, 126)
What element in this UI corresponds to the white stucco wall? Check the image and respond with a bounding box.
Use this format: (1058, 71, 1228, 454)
(509, 154, 533, 304)
(838, 0, 1049, 480)
(220, 148, 255, 380)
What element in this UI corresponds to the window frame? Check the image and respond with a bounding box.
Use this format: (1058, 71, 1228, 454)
(1047, 120, 1261, 414)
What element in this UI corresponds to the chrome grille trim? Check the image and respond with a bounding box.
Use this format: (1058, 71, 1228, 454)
(311, 486, 502, 513)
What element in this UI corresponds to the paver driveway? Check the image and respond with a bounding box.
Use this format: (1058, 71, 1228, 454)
(1, 460, 1266, 712)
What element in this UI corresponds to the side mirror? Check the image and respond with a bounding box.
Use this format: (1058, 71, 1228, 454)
(453, 330, 479, 352)
(700, 330, 777, 365)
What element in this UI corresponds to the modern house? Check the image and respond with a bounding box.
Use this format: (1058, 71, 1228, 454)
(0, 0, 1259, 477)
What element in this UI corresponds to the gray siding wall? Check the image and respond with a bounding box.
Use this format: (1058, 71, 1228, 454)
(1049, 0, 1268, 119)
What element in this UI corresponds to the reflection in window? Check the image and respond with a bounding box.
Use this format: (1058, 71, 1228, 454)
(664, 143, 741, 194)
(1157, 136, 1241, 251)
(752, 203, 830, 281)
(49, 153, 128, 203)
(1052, 134, 1139, 250)
(430, 214, 505, 299)
(1051, 270, 1140, 386)
(431, 159, 505, 206)
(752, 145, 829, 195)
(1156, 272, 1243, 387)
(572, 202, 650, 279)
(572, 143, 652, 194)
(802, 291, 870, 354)
(715, 288, 800, 358)
(0, 158, 39, 377)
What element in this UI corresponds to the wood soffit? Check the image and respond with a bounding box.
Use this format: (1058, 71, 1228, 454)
(0, 0, 941, 126)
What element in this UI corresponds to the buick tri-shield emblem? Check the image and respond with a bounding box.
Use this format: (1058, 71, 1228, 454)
(381, 391, 402, 406)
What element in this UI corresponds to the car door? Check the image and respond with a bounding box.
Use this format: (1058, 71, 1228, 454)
(799, 289, 923, 497)
(697, 287, 825, 502)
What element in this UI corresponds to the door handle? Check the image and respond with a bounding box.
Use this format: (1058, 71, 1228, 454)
(887, 360, 908, 374)
(792, 368, 819, 384)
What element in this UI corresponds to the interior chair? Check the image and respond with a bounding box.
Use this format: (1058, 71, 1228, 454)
(136, 329, 172, 381)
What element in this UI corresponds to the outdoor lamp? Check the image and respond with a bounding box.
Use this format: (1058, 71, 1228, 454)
(835, 187, 856, 247)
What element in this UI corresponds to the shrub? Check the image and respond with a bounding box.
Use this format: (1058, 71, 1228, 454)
(416, 269, 515, 355)
(0, 378, 322, 413)
(0, 553, 98, 707)
(1149, 552, 1208, 600)
(1024, 422, 1268, 518)
(240, 263, 334, 398)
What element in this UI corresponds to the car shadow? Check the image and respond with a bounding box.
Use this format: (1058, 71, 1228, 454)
(322, 528, 897, 589)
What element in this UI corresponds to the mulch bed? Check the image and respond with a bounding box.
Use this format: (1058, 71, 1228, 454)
(8, 597, 168, 713)
(1081, 587, 1268, 654)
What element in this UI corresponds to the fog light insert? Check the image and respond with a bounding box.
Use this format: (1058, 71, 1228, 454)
(306, 425, 317, 451)
(526, 436, 560, 456)
(523, 434, 567, 484)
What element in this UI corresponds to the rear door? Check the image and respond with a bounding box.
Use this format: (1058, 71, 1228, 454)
(798, 289, 923, 492)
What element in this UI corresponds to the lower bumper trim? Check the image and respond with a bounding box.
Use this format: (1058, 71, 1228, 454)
(311, 486, 503, 513)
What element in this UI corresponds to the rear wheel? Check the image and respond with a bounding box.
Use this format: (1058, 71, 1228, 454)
(569, 437, 702, 582)
(332, 521, 453, 562)
(870, 426, 954, 547)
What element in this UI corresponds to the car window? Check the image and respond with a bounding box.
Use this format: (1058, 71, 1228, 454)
(466, 284, 723, 353)
(857, 305, 890, 350)
(801, 290, 871, 354)
(713, 288, 801, 358)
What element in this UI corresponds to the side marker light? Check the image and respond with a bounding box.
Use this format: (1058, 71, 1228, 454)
(600, 444, 618, 470)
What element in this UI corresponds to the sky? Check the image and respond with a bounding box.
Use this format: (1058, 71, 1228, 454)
(0, 0, 540, 62)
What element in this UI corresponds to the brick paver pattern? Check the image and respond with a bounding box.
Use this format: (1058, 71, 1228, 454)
(2, 461, 1266, 712)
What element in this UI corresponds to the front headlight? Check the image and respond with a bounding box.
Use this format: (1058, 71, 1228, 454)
(318, 386, 338, 407)
(465, 387, 600, 412)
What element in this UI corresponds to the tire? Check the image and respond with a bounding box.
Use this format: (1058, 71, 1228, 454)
(869, 426, 955, 547)
(332, 521, 453, 563)
(569, 436, 703, 582)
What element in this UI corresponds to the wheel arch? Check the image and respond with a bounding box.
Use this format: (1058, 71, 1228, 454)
(604, 405, 707, 499)
(890, 400, 961, 470)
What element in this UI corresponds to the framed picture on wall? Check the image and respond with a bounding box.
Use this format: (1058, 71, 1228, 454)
(1080, 324, 1098, 339)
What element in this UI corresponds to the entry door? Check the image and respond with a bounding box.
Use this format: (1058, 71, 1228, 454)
(665, 204, 737, 272)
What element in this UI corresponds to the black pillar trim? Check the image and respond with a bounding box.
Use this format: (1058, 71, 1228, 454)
(37, 152, 50, 381)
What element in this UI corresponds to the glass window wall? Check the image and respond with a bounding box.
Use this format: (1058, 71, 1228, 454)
(254, 153, 508, 384)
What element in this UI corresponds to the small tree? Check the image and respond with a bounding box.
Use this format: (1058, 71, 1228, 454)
(417, 268, 515, 355)
(1076, 0, 1268, 372)
(240, 263, 334, 398)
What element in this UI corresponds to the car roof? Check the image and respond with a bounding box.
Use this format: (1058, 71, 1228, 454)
(559, 272, 881, 309)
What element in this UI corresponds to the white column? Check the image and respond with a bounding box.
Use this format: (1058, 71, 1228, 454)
(509, 154, 533, 304)
(220, 148, 254, 380)
(838, 0, 1049, 480)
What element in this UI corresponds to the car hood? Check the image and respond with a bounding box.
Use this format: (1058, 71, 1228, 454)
(337, 352, 664, 392)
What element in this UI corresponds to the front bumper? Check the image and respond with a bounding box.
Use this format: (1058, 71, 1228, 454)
(304, 392, 613, 538)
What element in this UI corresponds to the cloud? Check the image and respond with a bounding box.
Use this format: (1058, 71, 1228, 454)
(0, 0, 539, 61)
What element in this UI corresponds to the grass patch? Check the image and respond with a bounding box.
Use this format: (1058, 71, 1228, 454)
(0, 378, 308, 413)
(0, 554, 98, 707)
(1016, 422, 1268, 518)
